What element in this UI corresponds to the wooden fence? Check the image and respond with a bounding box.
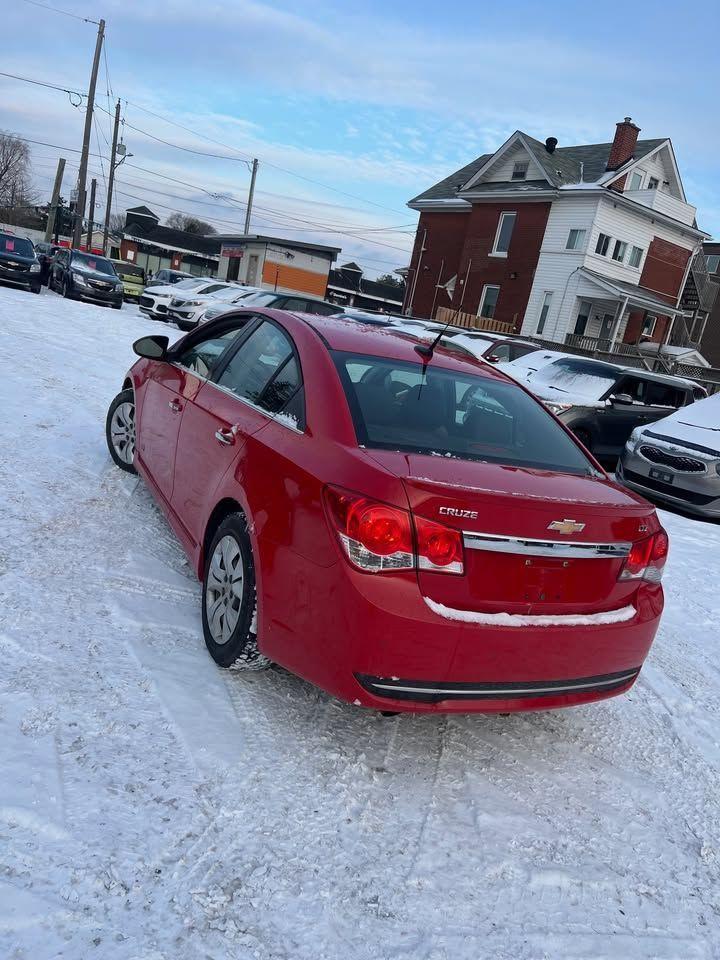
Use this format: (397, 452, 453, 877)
(434, 306, 515, 335)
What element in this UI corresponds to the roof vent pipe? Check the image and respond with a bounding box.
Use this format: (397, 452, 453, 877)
(545, 137, 558, 154)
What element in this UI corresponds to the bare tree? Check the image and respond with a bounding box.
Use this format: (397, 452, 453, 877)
(165, 212, 217, 235)
(0, 131, 33, 208)
(107, 212, 126, 234)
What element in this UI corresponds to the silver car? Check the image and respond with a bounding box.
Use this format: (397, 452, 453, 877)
(618, 393, 720, 518)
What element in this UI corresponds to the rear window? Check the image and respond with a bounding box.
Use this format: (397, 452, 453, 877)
(530, 357, 620, 399)
(114, 262, 144, 278)
(0, 235, 34, 257)
(334, 352, 596, 475)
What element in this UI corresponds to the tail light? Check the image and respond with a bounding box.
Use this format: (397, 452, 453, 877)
(324, 485, 464, 575)
(619, 528, 669, 583)
(415, 515, 464, 573)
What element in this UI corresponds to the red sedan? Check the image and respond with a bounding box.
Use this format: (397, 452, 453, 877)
(105, 309, 667, 713)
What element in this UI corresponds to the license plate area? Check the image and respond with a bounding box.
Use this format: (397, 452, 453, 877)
(649, 467, 674, 484)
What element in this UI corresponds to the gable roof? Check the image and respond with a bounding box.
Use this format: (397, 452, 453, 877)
(125, 205, 159, 219)
(124, 220, 222, 258)
(409, 132, 668, 205)
(327, 266, 405, 304)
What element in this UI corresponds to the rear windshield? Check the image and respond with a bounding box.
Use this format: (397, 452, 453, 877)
(114, 262, 144, 278)
(530, 357, 620, 399)
(71, 252, 116, 275)
(334, 352, 595, 475)
(0, 235, 34, 257)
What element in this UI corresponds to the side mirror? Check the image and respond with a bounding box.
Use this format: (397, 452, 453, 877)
(133, 335, 169, 360)
(610, 393, 634, 405)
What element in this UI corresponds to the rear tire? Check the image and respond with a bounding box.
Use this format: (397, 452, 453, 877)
(31, 283, 41, 294)
(202, 513, 270, 671)
(62, 278, 72, 299)
(105, 388, 137, 474)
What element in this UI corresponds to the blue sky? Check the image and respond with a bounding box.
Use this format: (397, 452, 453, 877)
(1, 0, 719, 275)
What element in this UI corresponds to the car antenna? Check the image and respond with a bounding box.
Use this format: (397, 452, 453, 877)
(413, 304, 464, 365)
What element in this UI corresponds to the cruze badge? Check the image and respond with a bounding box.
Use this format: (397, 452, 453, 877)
(439, 506, 479, 520)
(547, 519, 586, 535)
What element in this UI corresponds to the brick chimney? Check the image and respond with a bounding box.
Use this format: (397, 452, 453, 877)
(606, 117, 640, 171)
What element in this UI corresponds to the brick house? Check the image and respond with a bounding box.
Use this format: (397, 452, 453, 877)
(405, 119, 708, 349)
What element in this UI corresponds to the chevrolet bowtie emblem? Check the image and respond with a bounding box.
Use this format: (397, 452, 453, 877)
(547, 519, 586, 535)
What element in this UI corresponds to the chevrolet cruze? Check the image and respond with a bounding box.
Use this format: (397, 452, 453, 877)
(105, 310, 667, 713)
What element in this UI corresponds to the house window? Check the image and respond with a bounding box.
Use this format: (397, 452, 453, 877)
(642, 314, 657, 336)
(511, 161, 529, 181)
(566, 229, 587, 251)
(628, 245, 644, 268)
(595, 233, 611, 256)
(648, 177, 659, 190)
(478, 284, 500, 319)
(706, 254, 720, 274)
(536, 291, 553, 335)
(491, 212, 517, 256)
(573, 300, 592, 336)
(612, 240, 627, 262)
(628, 171, 644, 190)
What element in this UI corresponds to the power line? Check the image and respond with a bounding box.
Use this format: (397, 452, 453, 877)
(18, 0, 100, 23)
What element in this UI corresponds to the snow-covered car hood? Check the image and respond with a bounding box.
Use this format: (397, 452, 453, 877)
(637, 393, 720, 453)
(144, 283, 188, 297)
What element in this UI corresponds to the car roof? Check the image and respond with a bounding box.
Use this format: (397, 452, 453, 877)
(281, 311, 511, 382)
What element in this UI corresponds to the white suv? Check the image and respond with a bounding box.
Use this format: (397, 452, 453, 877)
(138, 277, 222, 320)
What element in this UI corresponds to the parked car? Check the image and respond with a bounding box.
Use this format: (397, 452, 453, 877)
(396, 323, 541, 365)
(0, 231, 41, 294)
(200, 290, 342, 325)
(34, 241, 61, 285)
(167, 282, 255, 331)
(518, 356, 703, 460)
(139, 277, 222, 320)
(618, 392, 720, 519)
(49, 249, 123, 308)
(146, 268, 194, 286)
(105, 310, 667, 714)
(111, 260, 146, 301)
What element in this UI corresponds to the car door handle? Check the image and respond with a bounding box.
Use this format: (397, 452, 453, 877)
(215, 427, 235, 446)
(168, 399, 183, 413)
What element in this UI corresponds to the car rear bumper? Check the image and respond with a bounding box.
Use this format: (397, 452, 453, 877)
(618, 451, 720, 518)
(259, 544, 663, 714)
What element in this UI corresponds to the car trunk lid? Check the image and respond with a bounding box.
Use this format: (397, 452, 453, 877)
(363, 450, 657, 615)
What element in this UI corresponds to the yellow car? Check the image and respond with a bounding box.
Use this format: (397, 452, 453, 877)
(111, 260, 146, 301)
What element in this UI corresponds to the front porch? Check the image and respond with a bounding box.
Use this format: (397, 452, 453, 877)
(563, 268, 684, 353)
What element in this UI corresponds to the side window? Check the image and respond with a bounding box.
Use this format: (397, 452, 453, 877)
(260, 356, 304, 428)
(215, 321, 297, 412)
(174, 326, 247, 378)
(613, 376, 646, 402)
(309, 301, 338, 316)
(281, 297, 310, 311)
(486, 343, 512, 362)
(645, 382, 685, 408)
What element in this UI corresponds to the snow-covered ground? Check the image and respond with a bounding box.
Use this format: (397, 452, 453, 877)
(1, 283, 719, 960)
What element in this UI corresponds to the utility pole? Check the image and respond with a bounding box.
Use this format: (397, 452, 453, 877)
(44, 157, 66, 242)
(72, 17, 105, 248)
(243, 158, 258, 234)
(86, 178, 97, 251)
(103, 98, 121, 255)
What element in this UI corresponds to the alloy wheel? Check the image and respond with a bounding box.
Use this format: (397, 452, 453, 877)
(109, 401, 136, 465)
(205, 535, 245, 644)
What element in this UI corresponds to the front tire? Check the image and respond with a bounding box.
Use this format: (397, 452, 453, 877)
(202, 513, 270, 670)
(105, 388, 137, 474)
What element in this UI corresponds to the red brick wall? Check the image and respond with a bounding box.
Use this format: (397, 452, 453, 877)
(639, 237, 691, 301)
(607, 120, 640, 171)
(620, 237, 690, 344)
(120, 239, 139, 261)
(453, 202, 551, 330)
(406, 212, 470, 317)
